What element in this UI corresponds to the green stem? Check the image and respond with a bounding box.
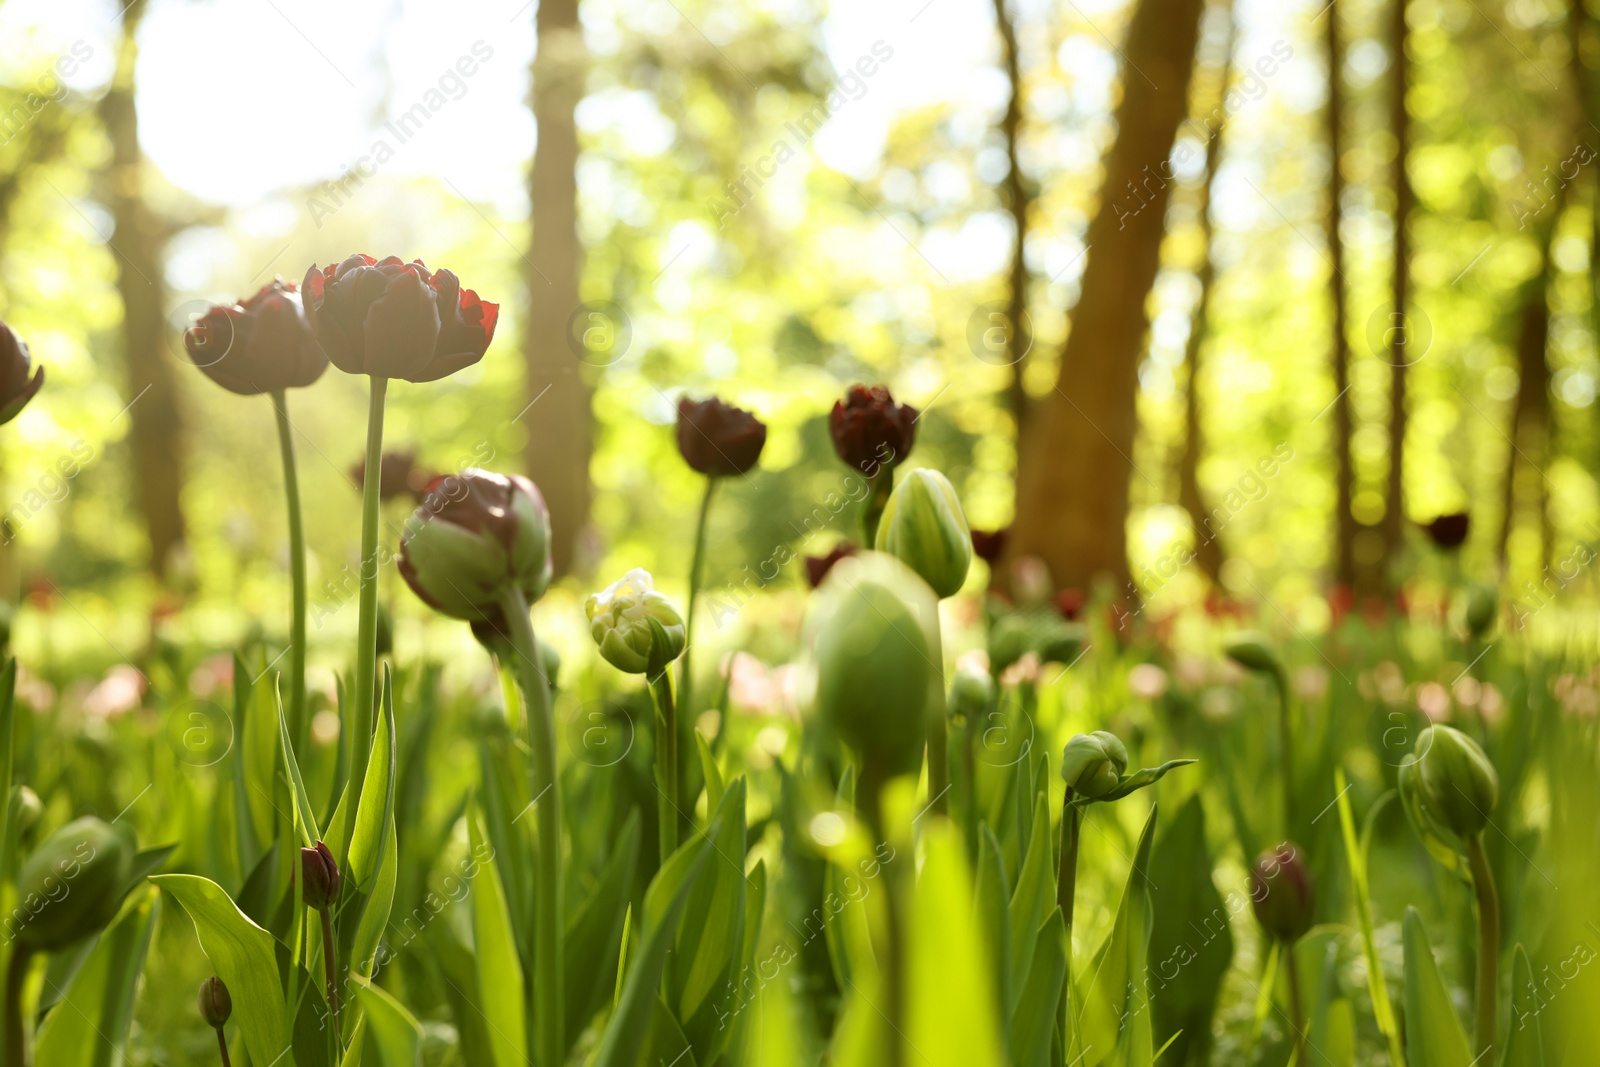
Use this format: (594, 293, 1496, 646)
(1056, 787, 1081, 1035)
(215, 1026, 233, 1067)
(649, 670, 680, 861)
(499, 586, 564, 1067)
(927, 622, 949, 818)
(1275, 672, 1295, 835)
(1286, 939, 1307, 1067)
(1468, 834, 1500, 1060)
(347, 375, 388, 856)
(858, 759, 904, 1067)
(320, 906, 339, 1030)
(272, 390, 308, 755)
(961, 716, 978, 863)
(862, 467, 895, 546)
(4, 947, 30, 1067)
(679, 477, 716, 725)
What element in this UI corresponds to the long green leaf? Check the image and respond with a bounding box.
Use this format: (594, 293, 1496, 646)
(1006, 789, 1054, 1023)
(1078, 805, 1159, 1067)
(1334, 770, 1404, 1067)
(353, 976, 425, 1066)
(33, 887, 160, 1067)
(1501, 944, 1545, 1066)
(277, 680, 321, 847)
(1011, 908, 1067, 1067)
(564, 810, 641, 1046)
(469, 805, 527, 1067)
(1146, 794, 1232, 1066)
(1401, 907, 1472, 1067)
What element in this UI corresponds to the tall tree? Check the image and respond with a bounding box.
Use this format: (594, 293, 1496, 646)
(992, 0, 1032, 428)
(523, 0, 590, 576)
(1325, 0, 1358, 590)
(1379, 0, 1412, 586)
(1008, 0, 1209, 590)
(98, 0, 186, 579)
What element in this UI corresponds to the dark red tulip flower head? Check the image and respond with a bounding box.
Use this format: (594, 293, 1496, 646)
(0, 319, 45, 425)
(399, 469, 552, 622)
(301, 255, 498, 382)
(1421, 511, 1470, 550)
(676, 396, 766, 477)
(350, 449, 429, 502)
(971, 528, 1008, 565)
(804, 542, 857, 588)
(299, 841, 340, 909)
(1250, 841, 1315, 943)
(830, 385, 917, 477)
(183, 280, 328, 395)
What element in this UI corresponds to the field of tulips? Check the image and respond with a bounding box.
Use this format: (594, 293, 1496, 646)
(0, 262, 1596, 1067)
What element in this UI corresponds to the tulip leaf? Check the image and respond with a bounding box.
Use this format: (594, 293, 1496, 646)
(352, 975, 425, 1067)
(1502, 944, 1546, 1067)
(673, 778, 749, 1046)
(1007, 789, 1054, 1023)
(153, 873, 289, 1065)
(564, 808, 640, 1047)
(242, 650, 280, 851)
(1146, 794, 1232, 1066)
(1401, 907, 1472, 1067)
(1084, 760, 1198, 805)
(1078, 804, 1159, 1067)
(973, 824, 1011, 1029)
(275, 680, 321, 847)
(339, 1014, 368, 1067)
(697, 731, 726, 814)
(428, 921, 497, 1066)
(33, 886, 160, 1066)
(0, 658, 15, 878)
(466, 805, 526, 1067)
(349, 812, 397, 979)
(1010, 907, 1068, 1067)
(348, 667, 397, 889)
(1334, 770, 1404, 1065)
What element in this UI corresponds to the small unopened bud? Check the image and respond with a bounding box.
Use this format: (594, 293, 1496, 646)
(585, 569, 687, 677)
(1463, 584, 1496, 641)
(1224, 631, 1285, 682)
(948, 660, 994, 720)
(198, 975, 232, 1028)
(299, 841, 340, 909)
(1399, 725, 1498, 845)
(1061, 731, 1128, 798)
(1250, 842, 1315, 943)
(14, 817, 136, 952)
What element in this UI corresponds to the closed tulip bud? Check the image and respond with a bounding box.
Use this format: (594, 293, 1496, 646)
(1061, 731, 1128, 798)
(399, 470, 552, 622)
(0, 320, 45, 425)
(987, 613, 1033, 678)
(11, 785, 41, 836)
(874, 468, 972, 598)
(805, 551, 941, 777)
(13, 817, 136, 952)
(300, 841, 340, 909)
(182, 280, 328, 395)
(676, 396, 766, 477)
(949, 659, 994, 719)
(1224, 631, 1285, 682)
(1250, 842, 1315, 943)
(302, 255, 498, 382)
(198, 976, 232, 1028)
(1463, 584, 1496, 640)
(586, 569, 686, 677)
(830, 384, 918, 476)
(1421, 511, 1470, 550)
(1400, 725, 1498, 845)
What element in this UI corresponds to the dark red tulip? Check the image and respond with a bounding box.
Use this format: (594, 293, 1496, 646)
(829, 385, 917, 476)
(676, 396, 766, 477)
(1055, 588, 1085, 621)
(198, 975, 232, 1028)
(1250, 842, 1315, 943)
(971, 528, 1007, 565)
(0, 320, 44, 425)
(301, 255, 498, 382)
(1420, 512, 1469, 550)
(299, 841, 340, 909)
(350, 449, 429, 502)
(804, 542, 857, 589)
(183, 280, 327, 396)
(399, 469, 552, 621)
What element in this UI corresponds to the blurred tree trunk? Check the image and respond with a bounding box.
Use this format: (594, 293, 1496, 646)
(99, 0, 186, 579)
(1176, 4, 1237, 587)
(523, 0, 590, 577)
(1325, 0, 1359, 591)
(1008, 0, 1208, 591)
(992, 0, 1033, 430)
(1379, 0, 1412, 589)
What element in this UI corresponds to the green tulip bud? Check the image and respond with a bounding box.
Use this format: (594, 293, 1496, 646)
(1061, 731, 1128, 798)
(1399, 725, 1498, 845)
(1036, 618, 1085, 665)
(949, 659, 994, 719)
(11, 785, 41, 837)
(1224, 631, 1285, 682)
(1463, 584, 1496, 640)
(806, 551, 941, 777)
(12, 817, 136, 952)
(874, 468, 972, 598)
(1250, 842, 1315, 943)
(198, 975, 232, 1028)
(586, 569, 687, 677)
(987, 613, 1032, 678)
(398, 469, 552, 622)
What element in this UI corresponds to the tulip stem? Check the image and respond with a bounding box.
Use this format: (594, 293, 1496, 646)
(857, 760, 905, 1067)
(348, 375, 387, 853)
(3, 947, 30, 1067)
(649, 670, 680, 860)
(1273, 671, 1295, 835)
(319, 905, 339, 1030)
(215, 1026, 233, 1067)
(862, 468, 895, 546)
(679, 477, 716, 726)
(272, 390, 308, 755)
(1057, 787, 1081, 944)
(498, 585, 564, 1067)
(1468, 833, 1500, 1060)
(1285, 939, 1307, 1067)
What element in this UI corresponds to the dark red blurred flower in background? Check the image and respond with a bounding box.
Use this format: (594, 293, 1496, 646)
(804, 542, 857, 588)
(676, 396, 766, 477)
(1420, 511, 1469, 550)
(1328, 583, 1355, 628)
(183, 280, 327, 395)
(349, 449, 430, 502)
(302, 255, 497, 382)
(1055, 588, 1085, 621)
(0, 320, 44, 425)
(971, 528, 1008, 565)
(830, 385, 917, 476)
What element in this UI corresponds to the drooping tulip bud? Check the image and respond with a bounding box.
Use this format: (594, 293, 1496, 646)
(1224, 631, 1285, 683)
(675, 396, 766, 477)
(1420, 511, 1470, 550)
(198, 976, 233, 1028)
(302, 255, 498, 382)
(829, 384, 917, 476)
(299, 841, 340, 909)
(1463, 584, 1496, 640)
(805, 551, 940, 777)
(1061, 731, 1129, 798)
(1399, 725, 1498, 845)
(585, 569, 687, 677)
(1250, 842, 1315, 943)
(13, 817, 136, 951)
(0, 320, 45, 425)
(949, 658, 995, 720)
(874, 468, 972, 598)
(350, 449, 427, 502)
(398, 470, 552, 622)
(804, 542, 857, 589)
(182, 280, 328, 395)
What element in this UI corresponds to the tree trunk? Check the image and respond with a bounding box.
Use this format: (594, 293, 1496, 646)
(523, 0, 590, 577)
(1008, 0, 1208, 592)
(1379, 0, 1412, 589)
(1326, 0, 1359, 591)
(99, 0, 186, 579)
(992, 0, 1033, 431)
